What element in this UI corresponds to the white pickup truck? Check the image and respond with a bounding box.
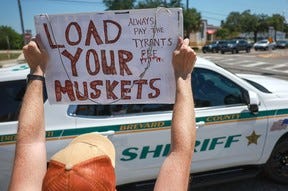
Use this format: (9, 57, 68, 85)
(0, 57, 287, 190)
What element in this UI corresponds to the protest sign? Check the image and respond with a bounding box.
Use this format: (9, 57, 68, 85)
(34, 8, 183, 104)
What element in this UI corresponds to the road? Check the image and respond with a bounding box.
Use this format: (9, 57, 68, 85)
(191, 175, 288, 191)
(199, 49, 288, 80)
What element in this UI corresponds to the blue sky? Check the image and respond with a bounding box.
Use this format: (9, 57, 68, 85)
(1, 0, 287, 35)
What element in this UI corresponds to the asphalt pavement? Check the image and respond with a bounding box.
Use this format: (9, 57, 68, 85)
(199, 49, 288, 81)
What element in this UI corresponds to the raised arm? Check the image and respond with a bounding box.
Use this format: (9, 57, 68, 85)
(154, 37, 196, 191)
(9, 35, 49, 191)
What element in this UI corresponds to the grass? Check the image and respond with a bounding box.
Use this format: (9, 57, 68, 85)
(0, 52, 21, 61)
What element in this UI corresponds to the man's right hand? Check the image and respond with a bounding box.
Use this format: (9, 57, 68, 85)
(172, 37, 196, 80)
(22, 34, 48, 76)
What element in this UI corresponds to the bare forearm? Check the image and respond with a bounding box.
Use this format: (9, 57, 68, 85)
(9, 79, 47, 191)
(17, 80, 45, 144)
(171, 74, 196, 157)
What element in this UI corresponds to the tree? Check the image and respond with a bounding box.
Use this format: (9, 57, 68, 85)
(135, 0, 182, 9)
(102, 0, 135, 10)
(222, 11, 242, 37)
(136, 0, 163, 8)
(183, 8, 201, 36)
(216, 28, 229, 39)
(0, 26, 23, 50)
(267, 14, 286, 31)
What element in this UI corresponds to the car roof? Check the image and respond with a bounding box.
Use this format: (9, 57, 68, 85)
(0, 63, 29, 82)
(0, 57, 216, 82)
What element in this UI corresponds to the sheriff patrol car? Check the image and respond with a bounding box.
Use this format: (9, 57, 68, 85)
(0, 57, 288, 190)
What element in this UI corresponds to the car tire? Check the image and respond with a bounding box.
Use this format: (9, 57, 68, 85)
(246, 48, 250, 53)
(202, 49, 207, 53)
(263, 139, 288, 184)
(221, 50, 225, 54)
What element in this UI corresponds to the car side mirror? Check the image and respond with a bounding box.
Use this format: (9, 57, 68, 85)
(247, 91, 260, 114)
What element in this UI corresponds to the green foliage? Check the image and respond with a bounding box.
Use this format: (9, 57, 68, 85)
(102, 0, 135, 10)
(0, 53, 21, 61)
(222, 11, 242, 33)
(136, 0, 163, 8)
(221, 10, 287, 41)
(216, 28, 230, 39)
(135, 0, 182, 9)
(267, 14, 286, 31)
(183, 8, 201, 34)
(0, 26, 23, 50)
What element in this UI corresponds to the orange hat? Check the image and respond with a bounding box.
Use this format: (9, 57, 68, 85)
(42, 133, 116, 191)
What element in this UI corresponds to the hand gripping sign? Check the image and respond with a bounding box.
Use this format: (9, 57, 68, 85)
(34, 8, 183, 105)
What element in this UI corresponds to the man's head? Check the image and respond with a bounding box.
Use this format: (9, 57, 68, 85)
(42, 133, 116, 191)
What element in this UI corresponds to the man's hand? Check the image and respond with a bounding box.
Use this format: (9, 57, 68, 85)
(22, 34, 48, 76)
(154, 37, 197, 191)
(172, 37, 196, 79)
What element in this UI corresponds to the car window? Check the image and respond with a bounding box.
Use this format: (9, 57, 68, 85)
(70, 68, 247, 117)
(0, 80, 26, 122)
(72, 103, 173, 117)
(0, 80, 48, 123)
(192, 68, 247, 108)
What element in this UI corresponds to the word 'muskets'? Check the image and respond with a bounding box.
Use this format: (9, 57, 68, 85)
(42, 18, 162, 103)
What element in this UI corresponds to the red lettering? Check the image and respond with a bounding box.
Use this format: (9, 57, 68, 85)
(54, 80, 75, 102)
(106, 80, 119, 100)
(86, 49, 100, 76)
(85, 20, 103, 46)
(61, 48, 83, 76)
(133, 79, 147, 99)
(74, 81, 88, 100)
(90, 80, 103, 99)
(118, 50, 133, 76)
(65, 22, 82, 46)
(43, 23, 64, 49)
(121, 80, 131, 100)
(148, 78, 161, 98)
(104, 20, 122, 44)
(101, 50, 116, 75)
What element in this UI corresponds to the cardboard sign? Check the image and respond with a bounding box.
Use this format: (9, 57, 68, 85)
(34, 8, 183, 104)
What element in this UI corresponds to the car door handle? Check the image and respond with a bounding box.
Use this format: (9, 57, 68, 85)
(196, 121, 205, 128)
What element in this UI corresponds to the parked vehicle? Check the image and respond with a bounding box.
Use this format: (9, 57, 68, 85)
(202, 40, 226, 53)
(220, 39, 252, 54)
(1, 60, 288, 190)
(254, 40, 276, 51)
(276, 40, 288, 49)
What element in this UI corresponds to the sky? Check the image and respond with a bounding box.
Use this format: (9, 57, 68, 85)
(0, 0, 287, 35)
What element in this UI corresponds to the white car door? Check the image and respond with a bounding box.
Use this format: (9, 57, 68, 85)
(71, 104, 174, 185)
(191, 67, 268, 172)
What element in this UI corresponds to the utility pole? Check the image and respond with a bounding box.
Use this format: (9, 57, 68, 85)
(17, 0, 25, 44)
(186, 0, 189, 9)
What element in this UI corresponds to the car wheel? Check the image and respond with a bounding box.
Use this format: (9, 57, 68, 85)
(221, 50, 225, 54)
(232, 49, 236, 54)
(264, 139, 288, 184)
(212, 48, 216, 53)
(202, 49, 207, 53)
(246, 48, 250, 53)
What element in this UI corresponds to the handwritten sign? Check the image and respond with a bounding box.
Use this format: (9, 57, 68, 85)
(34, 8, 183, 104)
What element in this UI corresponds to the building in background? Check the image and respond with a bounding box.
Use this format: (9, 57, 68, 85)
(189, 20, 220, 49)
